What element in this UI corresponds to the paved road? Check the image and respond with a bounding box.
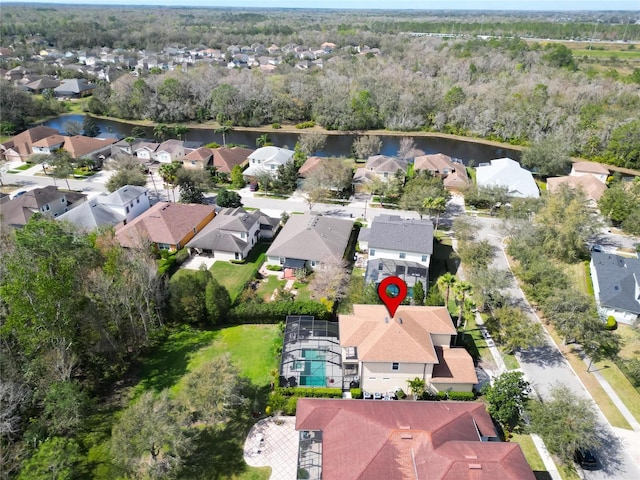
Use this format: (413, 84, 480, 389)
(471, 215, 640, 480)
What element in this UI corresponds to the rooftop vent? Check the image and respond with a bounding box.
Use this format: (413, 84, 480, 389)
(384, 317, 389, 323)
(400, 433, 413, 440)
(398, 317, 403, 324)
(399, 425, 411, 430)
(469, 464, 482, 470)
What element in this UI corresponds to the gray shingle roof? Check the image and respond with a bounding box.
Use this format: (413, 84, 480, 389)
(591, 252, 640, 315)
(57, 199, 124, 230)
(266, 213, 354, 263)
(365, 214, 433, 254)
(102, 185, 148, 206)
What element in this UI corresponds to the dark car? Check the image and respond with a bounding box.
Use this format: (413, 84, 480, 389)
(574, 448, 598, 470)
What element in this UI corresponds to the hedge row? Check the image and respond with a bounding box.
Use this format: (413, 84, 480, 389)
(228, 300, 332, 323)
(278, 387, 343, 398)
(433, 391, 476, 401)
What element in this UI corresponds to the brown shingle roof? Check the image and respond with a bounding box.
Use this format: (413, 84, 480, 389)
(414, 153, 454, 173)
(432, 346, 479, 384)
(298, 156, 323, 178)
(212, 146, 253, 173)
(547, 174, 607, 202)
(572, 161, 610, 175)
(1, 126, 60, 158)
(295, 399, 535, 480)
(339, 305, 455, 363)
(115, 202, 215, 248)
(62, 135, 116, 158)
(32, 134, 65, 147)
(184, 147, 214, 163)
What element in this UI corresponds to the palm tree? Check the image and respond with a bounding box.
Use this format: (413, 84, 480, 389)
(173, 125, 189, 141)
(423, 196, 447, 232)
(453, 281, 473, 331)
(406, 377, 426, 400)
(256, 133, 271, 148)
(437, 272, 457, 310)
(158, 162, 180, 202)
(153, 124, 170, 142)
(214, 124, 232, 147)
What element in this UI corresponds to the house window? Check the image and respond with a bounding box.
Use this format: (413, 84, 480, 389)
(125, 206, 129, 214)
(369, 249, 375, 257)
(399, 252, 406, 259)
(279, 257, 285, 265)
(240, 232, 246, 239)
(392, 362, 399, 370)
(191, 161, 196, 165)
(378, 262, 383, 271)
(235, 252, 240, 260)
(137, 198, 140, 204)
(157, 243, 171, 250)
(61, 198, 65, 203)
(383, 172, 389, 178)
(421, 255, 428, 262)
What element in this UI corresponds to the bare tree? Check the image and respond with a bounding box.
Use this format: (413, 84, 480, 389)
(298, 131, 328, 156)
(397, 137, 422, 162)
(352, 135, 382, 159)
(309, 260, 350, 302)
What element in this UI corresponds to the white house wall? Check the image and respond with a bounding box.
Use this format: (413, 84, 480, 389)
(361, 362, 432, 394)
(368, 247, 431, 267)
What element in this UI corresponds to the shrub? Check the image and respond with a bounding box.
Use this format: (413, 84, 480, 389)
(228, 300, 332, 323)
(295, 121, 316, 129)
(350, 388, 363, 399)
(395, 388, 407, 399)
(297, 468, 310, 479)
(278, 387, 342, 398)
(266, 265, 283, 271)
(435, 391, 476, 401)
(605, 316, 618, 330)
(272, 123, 281, 129)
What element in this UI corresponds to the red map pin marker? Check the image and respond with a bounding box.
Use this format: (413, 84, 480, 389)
(377, 276, 408, 318)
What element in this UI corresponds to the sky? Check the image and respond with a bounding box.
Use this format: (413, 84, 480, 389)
(1, 0, 639, 11)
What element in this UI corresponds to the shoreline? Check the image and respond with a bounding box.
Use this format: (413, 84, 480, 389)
(37, 112, 640, 176)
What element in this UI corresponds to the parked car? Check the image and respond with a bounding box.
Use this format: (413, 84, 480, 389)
(574, 448, 598, 470)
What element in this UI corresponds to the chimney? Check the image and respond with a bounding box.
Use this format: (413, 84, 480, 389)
(384, 317, 389, 323)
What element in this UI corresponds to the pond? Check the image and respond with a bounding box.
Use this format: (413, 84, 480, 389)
(40, 114, 521, 165)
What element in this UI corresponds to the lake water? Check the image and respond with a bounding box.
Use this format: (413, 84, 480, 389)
(40, 114, 521, 165)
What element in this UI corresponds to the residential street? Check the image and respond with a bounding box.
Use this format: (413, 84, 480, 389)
(471, 215, 640, 480)
(5, 168, 639, 479)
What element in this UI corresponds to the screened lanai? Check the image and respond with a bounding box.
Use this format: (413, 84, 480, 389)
(279, 316, 343, 389)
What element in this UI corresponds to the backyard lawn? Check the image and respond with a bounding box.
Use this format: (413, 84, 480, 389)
(86, 324, 280, 480)
(210, 242, 269, 302)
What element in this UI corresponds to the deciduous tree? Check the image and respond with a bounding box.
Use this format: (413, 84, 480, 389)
(216, 188, 242, 208)
(482, 371, 531, 431)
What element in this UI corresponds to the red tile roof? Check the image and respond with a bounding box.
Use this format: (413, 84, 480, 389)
(296, 399, 535, 480)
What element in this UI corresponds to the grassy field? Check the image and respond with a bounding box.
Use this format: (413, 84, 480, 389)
(256, 275, 286, 302)
(88, 325, 279, 480)
(573, 49, 640, 60)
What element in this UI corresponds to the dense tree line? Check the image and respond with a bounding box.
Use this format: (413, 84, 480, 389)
(0, 218, 169, 477)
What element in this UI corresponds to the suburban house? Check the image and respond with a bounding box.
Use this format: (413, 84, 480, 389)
(353, 155, 408, 187)
(153, 139, 185, 164)
(414, 153, 470, 191)
(58, 185, 150, 231)
(31, 134, 66, 155)
(339, 305, 478, 395)
(212, 146, 253, 173)
(115, 202, 215, 251)
(546, 174, 607, 204)
(297, 156, 323, 178)
(476, 157, 539, 198)
(186, 207, 279, 261)
(134, 142, 160, 161)
(0, 126, 60, 162)
(53, 78, 96, 98)
(358, 214, 433, 295)
(24, 76, 61, 94)
(265, 213, 354, 275)
(295, 399, 535, 480)
(0, 186, 87, 228)
(571, 161, 610, 184)
(182, 146, 253, 173)
(590, 251, 640, 324)
(242, 146, 295, 179)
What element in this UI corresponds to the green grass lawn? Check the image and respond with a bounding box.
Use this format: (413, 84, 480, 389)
(256, 275, 286, 302)
(14, 163, 31, 171)
(210, 243, 268, 302)
(511, 434, 550, 480)
(292, 280, 313, 301)
(574, 49, 640, 59)
(87, 324, 279, 480)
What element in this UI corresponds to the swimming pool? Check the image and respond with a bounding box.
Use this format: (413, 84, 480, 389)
(300, 349, 326, 386)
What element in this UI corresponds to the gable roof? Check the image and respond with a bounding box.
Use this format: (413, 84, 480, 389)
(184, 146, 214, 163)
(186, 207, 276, 252)
(62, 135, 116, 158)
(212, 146, 253, 173)
(0, 186, 86, 227)
(476, 158, 539, 198)
(32, 134, 65, 147)
(295, 399, 535, 480)
(414, 153, 456, 174)
(57, 197, 124, 230)
(1, 126, 60, 158)
(115, 202, 215, 248)
(339, 305, 456, 363)
(247, 146, 294, 164)
(365, 214, 433, 254)
(572, 161, 610, 175)
(546, 174, 607, 202)
(591, 251, 640, 315)
(54, 78, 96, 94)
(25, 76, 60, 91)
(266, 213, 353, 263)
(366, 155, 408, 173)
(102, 185, 148, 206)
(298, 156, 323, 178)
(156, 139, 184, 154)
